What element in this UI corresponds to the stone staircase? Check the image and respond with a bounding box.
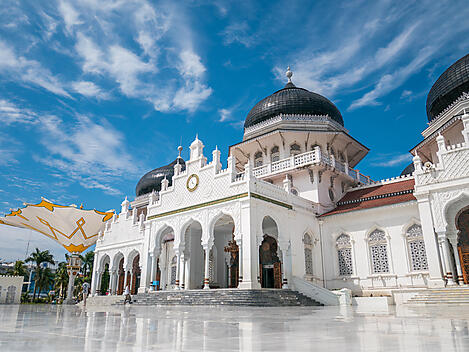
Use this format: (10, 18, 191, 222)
(406, 287, 469, 305)
(114, 289, 322, 307)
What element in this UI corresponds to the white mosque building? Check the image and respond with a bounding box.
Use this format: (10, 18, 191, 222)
(90, 55, 469, 304)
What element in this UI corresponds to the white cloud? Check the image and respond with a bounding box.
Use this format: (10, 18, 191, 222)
(372, 153, 412, 167)
(172, 82, 212, 113)
(71, 81, 110, 99)
(108, 45, 154, 96)
(75, 33, 105, 74)
(178, 50, 206, 78)
(0, 41, 70, 97)
(349, 46, 436, 110)
(35, 113, 139, 195)
(0, 99, 37, 125)
(58, 0, 83, 34)
(221, 22, 255, 47)
(218, 108, 232, 122)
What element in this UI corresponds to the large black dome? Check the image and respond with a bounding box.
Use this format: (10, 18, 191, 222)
(135, 158, 185, 196)
(426, 53, 469, 122)
(244, 82, 344, 129)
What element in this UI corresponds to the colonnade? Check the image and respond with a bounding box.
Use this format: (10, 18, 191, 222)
(437, 231, 465, 285)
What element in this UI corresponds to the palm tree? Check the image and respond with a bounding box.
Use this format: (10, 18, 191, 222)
(8, 260, 28, 278)
(80, 251, 94, 278)
(26, 248, 55, 301)
(54, 262, 69, 300)
(36, 267, 54, 300)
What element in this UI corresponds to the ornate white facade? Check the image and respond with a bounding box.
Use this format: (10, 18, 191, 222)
(91, 65, 469, 303)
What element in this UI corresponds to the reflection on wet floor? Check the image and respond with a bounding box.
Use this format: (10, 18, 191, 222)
(0, 304, 469, 351)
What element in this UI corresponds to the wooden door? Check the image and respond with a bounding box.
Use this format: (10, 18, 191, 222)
(274, 262, 282, 289)
(459, 245, 469, 284)
(118, 272, 124, 295)
(156, 259, 161, 290)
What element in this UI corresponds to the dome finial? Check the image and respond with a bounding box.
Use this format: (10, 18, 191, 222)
(286, 66, 293, 83)
(177, 145, 183, 158)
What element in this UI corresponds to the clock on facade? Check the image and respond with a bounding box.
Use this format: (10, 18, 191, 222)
(186, 174, 199, 192)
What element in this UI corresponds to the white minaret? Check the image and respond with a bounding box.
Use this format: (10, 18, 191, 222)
(189, 134, 204, 161)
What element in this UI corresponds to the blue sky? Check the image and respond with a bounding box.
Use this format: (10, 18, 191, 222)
(1, 0, 469, 261)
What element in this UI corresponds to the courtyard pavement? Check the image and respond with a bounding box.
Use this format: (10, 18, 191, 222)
(0, 304, 468, 351)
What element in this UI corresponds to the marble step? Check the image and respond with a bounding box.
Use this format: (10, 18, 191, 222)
(406, 288, 469, 305)
(113, 289, 321, 307)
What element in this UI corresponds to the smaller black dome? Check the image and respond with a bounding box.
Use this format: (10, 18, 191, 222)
(244, 83, 344, 129)
(400, 162, 415, 176)
(135, 158, 185, 196)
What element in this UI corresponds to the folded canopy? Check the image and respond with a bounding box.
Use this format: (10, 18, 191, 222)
(0, 199, 113, 253)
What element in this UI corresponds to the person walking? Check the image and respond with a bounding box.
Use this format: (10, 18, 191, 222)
(82, 282, 90, 307)
(123, 285, 132, 304)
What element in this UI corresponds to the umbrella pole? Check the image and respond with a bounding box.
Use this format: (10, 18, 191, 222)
(64, 254, 81, 304)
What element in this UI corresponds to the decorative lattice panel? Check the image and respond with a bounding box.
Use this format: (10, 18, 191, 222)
(370, 244, 390, 273)
(409, 240, 429, 271)
(304, 248, 313, 275)
(338, 248, 353, 276)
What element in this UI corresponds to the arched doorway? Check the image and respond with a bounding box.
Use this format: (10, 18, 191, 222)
(157, 226, 175, 291)
(457, 208, 469, 284)
(131, 254, 141, 294)
(100, 263, 110, 295)
(98, 254, 110, 295)
(117, 257, 125, 295)
(212, 215, 238, 288)
(260, 216, 282, 289)
(184, 221, 204, 289)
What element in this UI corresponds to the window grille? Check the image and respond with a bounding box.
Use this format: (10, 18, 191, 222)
(254, 151, 263, 167)
(303, 234, 314, 275)
(290, 143, 301, 156)
(368, 230, 389, 274)
(406, 224, 428, 271)
(336, 234, 353, 276)
(271, 146, 280, 162)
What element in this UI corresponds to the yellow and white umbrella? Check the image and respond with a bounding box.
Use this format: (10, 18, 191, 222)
(0, 198, 113, 253)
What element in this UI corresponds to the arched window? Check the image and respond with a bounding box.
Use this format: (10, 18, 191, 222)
(170, 256, 177, 285)
(254, 151, 263, 167)
(311, 143, 321, 151)
(271, 146, 280, 162)
(406, 224, 428, 271)
(290, 143, 301, 156)
(336, 234, 353, 276)
(303, 234, 313, 275)
(368, 229, 389, 274)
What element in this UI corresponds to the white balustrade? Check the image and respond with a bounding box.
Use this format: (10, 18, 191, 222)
(235, 149, 372, 185)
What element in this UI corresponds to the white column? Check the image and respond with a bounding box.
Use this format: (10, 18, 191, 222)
(238, 203, 261, 289)
(124, 269, 129, 290)
(416, 199, 446, 287)
(149, 254, 156, 291)
(179, 253, 186, 289)
(91, 270, 98, 296)
(175, 250, 181, 289)
(110, 270, 119, 295)
(439, 236, 456, 286)
(109, 270, 116, 294)
(449, 237, 464, 284)
(280, 245, 289, 289)
(203, 245, 210, 289)
(237, 238, 243, 287)
(96, 271, 102, 295)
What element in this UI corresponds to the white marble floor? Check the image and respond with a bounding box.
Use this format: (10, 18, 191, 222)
(0, 304, 469, 351)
